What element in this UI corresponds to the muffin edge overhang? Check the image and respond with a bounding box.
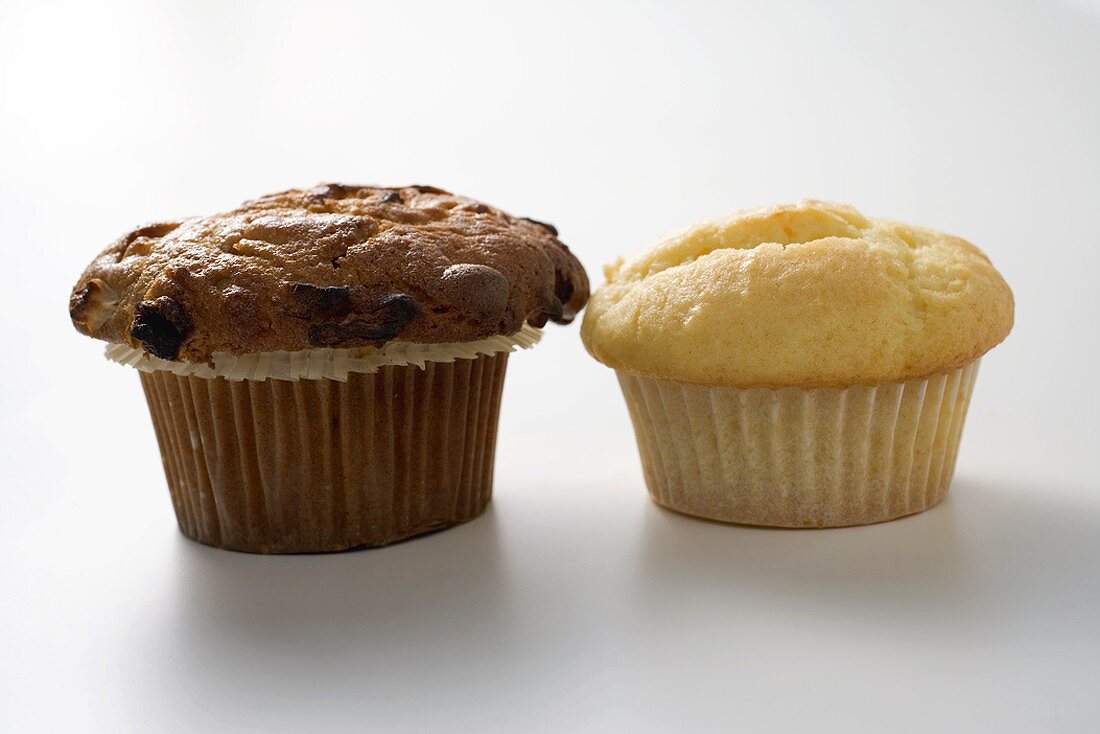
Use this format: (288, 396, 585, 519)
(580, 200, 1013, 389)
(70, 183, 590, 364)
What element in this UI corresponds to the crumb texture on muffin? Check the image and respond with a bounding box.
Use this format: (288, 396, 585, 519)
(581, 200, 1013, 387)
(70, 184, 589, 362)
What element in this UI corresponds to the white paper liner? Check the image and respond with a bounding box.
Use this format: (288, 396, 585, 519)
(617, 360, 981, 528)
(105, 324, 540, 382)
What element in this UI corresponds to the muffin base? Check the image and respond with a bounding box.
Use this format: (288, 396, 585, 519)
(617, 360, 980, 528)
(140, 353, 508, 553)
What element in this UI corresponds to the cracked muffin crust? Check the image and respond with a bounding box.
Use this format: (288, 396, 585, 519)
(581, 200, 1013, 387)
(70, 184, 589, 362)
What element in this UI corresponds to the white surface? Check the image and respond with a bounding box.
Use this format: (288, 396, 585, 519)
(1, 1, 1098, 731)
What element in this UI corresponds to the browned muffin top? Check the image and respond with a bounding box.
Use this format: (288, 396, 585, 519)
(70, 184, 589, 362)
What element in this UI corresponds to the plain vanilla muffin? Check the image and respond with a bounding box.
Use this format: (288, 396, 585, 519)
(71, 184, 588, 552)
(582, 200, 1012, 527)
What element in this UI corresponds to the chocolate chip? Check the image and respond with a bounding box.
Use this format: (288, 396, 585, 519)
(441, 264, 509, 318)
(130, 296, 192, 360)
(520, 217, 559, 237)
(224, 286, 263, 337)
(308, 183, 354, 201)
(378, 191, 402, 204)
(553, 269, 577, 323)
(307, 293, 421, 347)
(546, 295, 566, 321)
(526, 268, 577, 328)
(289, 283, 352, 320)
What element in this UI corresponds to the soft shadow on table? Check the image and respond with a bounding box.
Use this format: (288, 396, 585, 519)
(128, 505, 531, 725)
(121, 475, 1100, 729)
(633, 474, 1100, 634)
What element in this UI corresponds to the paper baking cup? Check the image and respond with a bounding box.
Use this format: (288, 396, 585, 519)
(107, 324, 540, 381)
(616, 360, 980, 528)
(139, 353, 509, 552)
(117, 330, 536, 553)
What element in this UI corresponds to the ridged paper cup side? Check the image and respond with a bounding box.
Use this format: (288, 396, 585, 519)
(140, 353, 508, 553)
(616, 361, 980, 528)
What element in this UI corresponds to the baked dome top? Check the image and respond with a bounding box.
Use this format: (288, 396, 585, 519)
(581, 201, 1013, 387)
(70, 184, 589, 362)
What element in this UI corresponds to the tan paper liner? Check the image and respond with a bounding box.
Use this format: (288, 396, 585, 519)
(140, 352, 509, 553)
(617, 360, 981, 528)
(107, 324, 540, 381)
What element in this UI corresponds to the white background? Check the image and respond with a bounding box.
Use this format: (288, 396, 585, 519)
(2, 0, 1099, 731)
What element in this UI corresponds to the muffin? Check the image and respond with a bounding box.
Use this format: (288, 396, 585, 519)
(581, 200, 1012, 527)
(70, 184, 589, 552)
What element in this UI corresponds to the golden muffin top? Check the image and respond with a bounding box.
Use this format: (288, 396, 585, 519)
(581, 201, 1013, 388)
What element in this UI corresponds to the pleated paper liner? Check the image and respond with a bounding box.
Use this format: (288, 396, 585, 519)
(141, 355, 508, 552)
(116, 329, 538, 553)
(616, 360, 980, 528)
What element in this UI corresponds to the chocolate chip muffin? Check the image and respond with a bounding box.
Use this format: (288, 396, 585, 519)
(70, 184, 589, 552)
